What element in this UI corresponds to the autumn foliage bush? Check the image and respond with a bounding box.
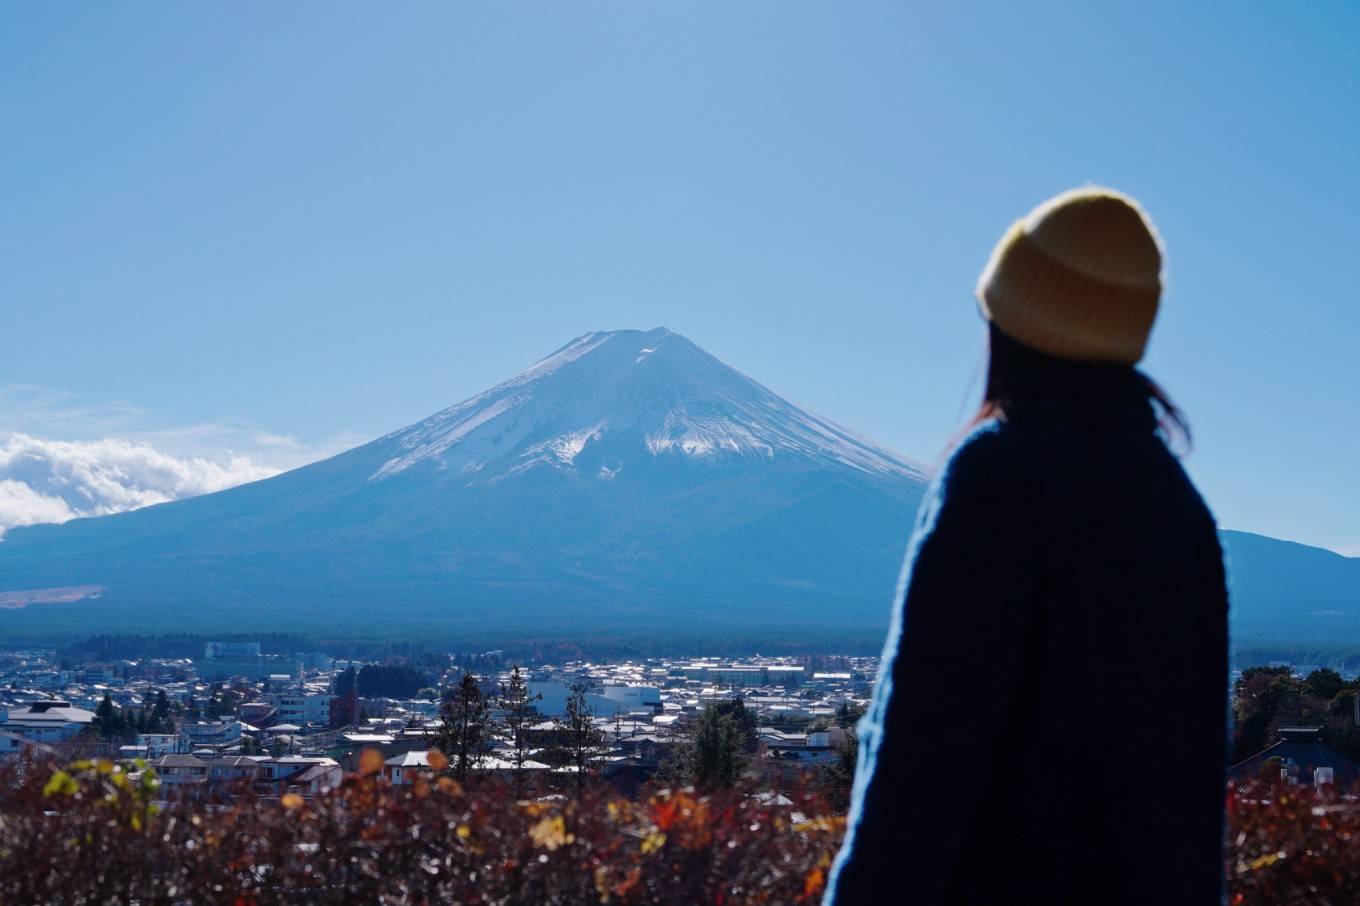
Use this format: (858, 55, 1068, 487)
(5, 755, 1360, 905)
(0, 752, 843, 905)
(1226, 778, 1360, 906)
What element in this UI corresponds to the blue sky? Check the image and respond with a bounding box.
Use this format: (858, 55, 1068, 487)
(2, 3, 1357, 554)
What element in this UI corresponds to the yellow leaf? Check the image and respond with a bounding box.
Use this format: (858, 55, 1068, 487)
(530, 816, 572, 851)
(640, 831, 667, 855)
(793, 815, 847, 834)
(456, 824, 471, 839)
(43, 770, 78, 797)
(280, 793, 304, 810)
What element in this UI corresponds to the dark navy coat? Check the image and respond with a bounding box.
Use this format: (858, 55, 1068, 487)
(826, 394, 1229, 905)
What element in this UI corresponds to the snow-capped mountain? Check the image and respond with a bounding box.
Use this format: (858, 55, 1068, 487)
(369, 329, 924, 483)
(0, 327, 1354, 644)
(0, 329, 930, 638)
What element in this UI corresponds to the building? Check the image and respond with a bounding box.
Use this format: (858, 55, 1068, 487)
(254, 755, 341, 793)
(1229, 726, 1360, 787)
(265, 692, 335, 727)
(0, 700, 96, 744)
(528, 681, 629, 719)
(195, 641, 302, 681)
(153, 754, 213, 786)
(180, 720, 244, 750)
(135, 729, 184, 756)
(601, 685, 662, 711)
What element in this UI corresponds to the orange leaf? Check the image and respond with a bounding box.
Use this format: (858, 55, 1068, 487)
(652, 796, 680, 831)
(358, 748, 385, 776)
(427, 749, 449, 772)
(802, 866, 826, 900)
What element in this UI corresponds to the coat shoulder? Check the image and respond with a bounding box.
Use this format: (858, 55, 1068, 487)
(937, 418, 1042, 496)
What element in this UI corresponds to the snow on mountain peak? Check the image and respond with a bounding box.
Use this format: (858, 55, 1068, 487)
(371, 329, 925, 483)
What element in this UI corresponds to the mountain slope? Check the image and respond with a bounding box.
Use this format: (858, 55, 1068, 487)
(0, 329, 928, 637)
(0, 327, 1354, 644)
(1219, 531, 1360, 641)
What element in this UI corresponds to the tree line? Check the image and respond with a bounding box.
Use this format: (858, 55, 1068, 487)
(1233, 666, 1360, 762)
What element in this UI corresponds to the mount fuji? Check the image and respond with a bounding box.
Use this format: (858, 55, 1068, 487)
(0, 327, 1355, 644)
(0, 329, 931, 639)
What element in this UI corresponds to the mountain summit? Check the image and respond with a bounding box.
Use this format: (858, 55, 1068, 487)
(0, 329, 929, 638)
(0, 328, 1354, 644)
(369, 328, 923, 484)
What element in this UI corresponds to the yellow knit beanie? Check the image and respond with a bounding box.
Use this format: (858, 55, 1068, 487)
(976, 187, 1163, 364)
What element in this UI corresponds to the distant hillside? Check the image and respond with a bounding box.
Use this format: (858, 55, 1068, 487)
(1220, 531, 1360, 641)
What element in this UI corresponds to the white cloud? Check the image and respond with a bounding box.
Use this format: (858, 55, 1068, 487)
(0, 434, 279, 538)
(0, 383, 368, 470)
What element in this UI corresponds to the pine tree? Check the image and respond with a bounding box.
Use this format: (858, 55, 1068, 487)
(498, 666, 541, 792)
(658, 700, 755, 792)
(94, 693, 118, 738)
(151, 690, 171, 733)
(435, 673, 492, 781)
(689, 705, 749, 790)
(557, 684, 603, 792)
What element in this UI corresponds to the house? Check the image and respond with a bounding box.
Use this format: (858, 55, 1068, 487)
(207, 755, 262, 783)
(253, 755, 338, 785)
(0, 700, 96, 744)
(152, 754, 212, 786)
(385, 749, 437, 785)
(1229, 726, 1360, 787)
(283, 759, 341, 795)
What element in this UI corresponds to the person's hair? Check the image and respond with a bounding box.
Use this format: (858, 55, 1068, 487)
(975, 323, 1190, 452)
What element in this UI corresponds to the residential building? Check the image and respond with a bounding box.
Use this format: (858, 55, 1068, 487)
(265, 692, 334, 727)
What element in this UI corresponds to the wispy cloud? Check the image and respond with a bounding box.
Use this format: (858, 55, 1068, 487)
(0, 383, 364, 470)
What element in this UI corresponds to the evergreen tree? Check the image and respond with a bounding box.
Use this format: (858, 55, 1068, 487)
(151, 690, 170, 733)
(557, 684, 603, 792)
(334, 666, 358, 697)
(689, 704, 750, 790)
(834, 701, 866, 728)
(658, 699, 756, 792)
(435, 672, 492, 781)
(94, 693, 119, 738)
(818, 729, 859, 810)
(498, 666, 541, 792)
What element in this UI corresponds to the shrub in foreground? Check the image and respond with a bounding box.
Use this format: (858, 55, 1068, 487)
(6, 757, 1360, 904)
(1226, 778, 1360, 906)
(0, 754, 842, 905)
